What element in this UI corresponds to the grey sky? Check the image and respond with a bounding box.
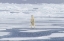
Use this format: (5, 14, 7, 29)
(0, 0, 64, 4)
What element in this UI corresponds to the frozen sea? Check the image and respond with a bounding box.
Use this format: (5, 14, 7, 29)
(0, 3, 64, 41)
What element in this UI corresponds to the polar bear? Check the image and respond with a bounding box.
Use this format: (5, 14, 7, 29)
(31, 15, 35, 28)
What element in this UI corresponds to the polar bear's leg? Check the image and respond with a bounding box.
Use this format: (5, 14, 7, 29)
(31, 24, 32, 28)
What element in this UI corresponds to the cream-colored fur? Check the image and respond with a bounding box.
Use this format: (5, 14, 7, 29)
(31, 15, 35, 28)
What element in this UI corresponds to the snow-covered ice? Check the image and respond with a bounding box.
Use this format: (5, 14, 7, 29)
(0, 3, 64, 41)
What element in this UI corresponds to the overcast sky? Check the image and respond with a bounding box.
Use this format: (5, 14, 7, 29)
(0, 0, 64, 4)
